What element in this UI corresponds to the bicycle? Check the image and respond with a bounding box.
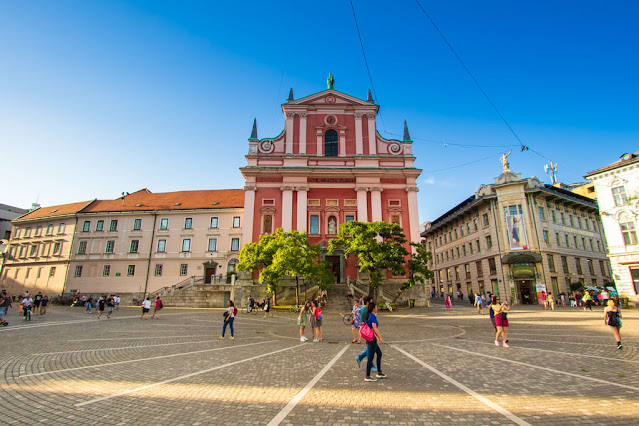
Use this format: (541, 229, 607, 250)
(341, 312, 354, 326)
(289, 305, 304, 313)
(244, 305, 258, 315)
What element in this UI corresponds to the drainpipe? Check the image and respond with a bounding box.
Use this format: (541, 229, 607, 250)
(143, 212, 158, 298)
(527, 194, 548, 290)
(490, 199, 508, 301)
(61, 214, 80, 295)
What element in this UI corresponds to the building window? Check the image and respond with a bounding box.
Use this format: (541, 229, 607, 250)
(587, 259, 594, 275)
(486, 235, 492, 249)
(551, 210, 556, 223)
(576, 217, 582, 229)
(30, 245, 38, 257)
(233, 217, 241, 228)
(346, 215, 355, 222)
(58, 223, 65, 234)
(476, 261, 483, 276)
(324, 129, 338, 157)
(469, 242, 473, 254)
(446, 268, 451, 281)
(78, 241, 87, 254)
(96, 220, 104, 231)
(180, 264, 188, 276)
(155, 264, 163, 276)
(390, 215, 400, 225)
(130, 240, 139, 253)
(488, 258, 497, 275)
(548, 255, 555, 272)
(565, 234, 570, 247)
(462, 245, 466, 256)
(569, 215, 574, 227)
(561, 256, 569, 273)
(263, 215, 273, 234)
(473, 218, 478, 231)
(208, 238, 217, 251)
(184, 218, 192, 229)
(35, 226, 42, 236)
(574, 236, 578, 248)
(109, 220, 118, 231)
(600, 260, 607, 276)
(49, 267, 56, 277)
(133, 218, 142, 230)
(210, 217, 218, 228)
(157, 239, 166, 252)
(160, 218, 169, 230)
(582, 237, 586, 250)
(621, 222, 638, 245)
(26, 268, 31, 279)
(103, 265, 111, 277)
(75, 266, 83, 277)
(182, 239, 191, 252)
(127, 265, 135, 277)
(310, 215, 319, 234)
(586, 219, 591, 231)
(455, 229, 459, 239)
(465, 264, 471, 279)
(82, 221, 90, 232)
(597, 240, 601, 251)
(231, 238, 240, 251)
(483, 213, 489, 226)
(476, 239, 480, 253)
(104, 240, 115, 254)
(455, 266, 460, 280)
(538, 206, 545, 220)
(25, 227, 33, 237)
(467, 222, 471, 234)
(456, 247, 460, 258)
(53, 242, 61, 255)
(543, 230, 549, 244)
(576, 258, 583, 275)
(612, 186, 628, 206)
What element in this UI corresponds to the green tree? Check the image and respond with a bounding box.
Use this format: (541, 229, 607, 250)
(403, 242, 434, 291)
(327, 221, 409, 296)
(238, 228, 334, 303)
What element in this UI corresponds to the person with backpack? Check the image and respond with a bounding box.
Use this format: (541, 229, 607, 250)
(355, 296, 377, 372)
(604, 299, 623, 349)
(152, 295, 164, 319)
(363, 300, 386, 382)
(220, 300, 237, 340)
(311, 299, 323, 342)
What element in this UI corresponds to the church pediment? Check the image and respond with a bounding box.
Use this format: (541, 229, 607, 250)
(286, 89, 377, 109)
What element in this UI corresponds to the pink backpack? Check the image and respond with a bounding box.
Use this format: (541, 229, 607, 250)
(359, 322, 374, 342)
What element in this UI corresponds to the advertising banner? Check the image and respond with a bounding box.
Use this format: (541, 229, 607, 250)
(506, 213, 528, 250)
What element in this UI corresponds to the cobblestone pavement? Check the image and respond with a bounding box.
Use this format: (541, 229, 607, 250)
(1, 301, 638, 425)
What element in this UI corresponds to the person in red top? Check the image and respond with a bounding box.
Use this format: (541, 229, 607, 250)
(152, 295, 164, 319)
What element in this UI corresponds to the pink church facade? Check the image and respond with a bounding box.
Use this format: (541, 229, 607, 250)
(240, 85, 422, 282)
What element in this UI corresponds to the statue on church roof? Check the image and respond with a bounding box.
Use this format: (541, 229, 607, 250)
(500, 150, 512, 172)
(327, 73, 335, 90)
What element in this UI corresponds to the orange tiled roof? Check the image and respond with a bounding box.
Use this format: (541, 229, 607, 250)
(80, 188, 244, 213)
(15, 200, 94, 221)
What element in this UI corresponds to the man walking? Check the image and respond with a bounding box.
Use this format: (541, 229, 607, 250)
(474, 293, 483, 315)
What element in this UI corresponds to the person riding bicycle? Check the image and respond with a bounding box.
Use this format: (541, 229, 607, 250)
(247, 295, 255, 311)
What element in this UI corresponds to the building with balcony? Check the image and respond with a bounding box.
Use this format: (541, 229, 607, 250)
(422, 161, 610, 304)
(585, 151, 639, 301)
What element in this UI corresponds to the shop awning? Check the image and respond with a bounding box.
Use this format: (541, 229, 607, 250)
(501, 251, 543, 264)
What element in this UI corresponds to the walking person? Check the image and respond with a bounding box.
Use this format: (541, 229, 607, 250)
(263, 297, 272, 318)
(355, 296, 377, 372)
(298, 301, 311, 342)
(604, 299, 623, 349)
(140, 297, 151, 319)
(548, 293, 555, 311)
(583, 291, 594, 311)
(492, 297, 511, 347)
(363, 300, 386, 382)
(474, 293, 483, 315)
(39, 295, 49, 316)
(106, 295, 115, 319)
(85, 296, 93, 314)
(0, 290, 11, 325)
(540, 291, 548, 310)
(97, 296, 106, 319)
(152, 295, 164, 319)
(445, 293, 451, 310)
(351, 299, 362, 343)
(33, 292, 43, 315)
(220, 300, 236, 340)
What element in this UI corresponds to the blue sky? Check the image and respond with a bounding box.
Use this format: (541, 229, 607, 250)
(1, 1, 637, 222)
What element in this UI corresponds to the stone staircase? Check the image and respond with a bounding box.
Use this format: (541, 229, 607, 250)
(325, 283, 355, 312)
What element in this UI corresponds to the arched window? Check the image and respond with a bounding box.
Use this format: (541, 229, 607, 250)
(227, 259, 239, 273)
(324, 129, 338, 157)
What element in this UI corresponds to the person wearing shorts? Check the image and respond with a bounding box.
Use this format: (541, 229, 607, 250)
(106, 295, 115, 319)
(152, 296, 163, 319)
(492, 298, 511, 347)
(140, 297, 151, 319)
(0, 290, 11, 324)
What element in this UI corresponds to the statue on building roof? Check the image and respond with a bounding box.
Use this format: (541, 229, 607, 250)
(500, 150, 512, 172)
(327, 73, 335, 90)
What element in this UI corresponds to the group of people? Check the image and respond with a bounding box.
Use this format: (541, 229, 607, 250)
(82, 294, 119, 319)
(15, 291, 49, 320)
(246, 295, 272, 317)
(140, 295, 164, 319)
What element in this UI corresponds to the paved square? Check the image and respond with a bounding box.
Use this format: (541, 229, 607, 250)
(1, 301, 638, 425)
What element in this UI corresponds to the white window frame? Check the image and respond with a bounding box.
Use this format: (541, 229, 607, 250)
(77, 241, 87, 254)
(233, 216, 241, 228)
(109, 219, 118, 231)
(208, 238, 218, 252)
(127, 265, 135, 277)
(82, 221, 90, 232)
(160, 218, 169, 230)
(74, 265, 83, 277)
(105, 240, 115, 254)
(157, 239, 166, 253)
(133, 218, 142, 231)
(96, 220, 104, 231)
(184, 217, 193, 229)
(210, 217, 218, 228)
(130, 240, 139, 253)
(103, 265, 111, 277)
(231, 237, 240, 251)
(182, 239, 191, 252)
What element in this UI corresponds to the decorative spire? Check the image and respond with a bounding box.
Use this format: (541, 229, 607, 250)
(403, 120, 412, 141)
(249, 118, 258, 140)
(327, 73, 335, 89)
(367, 89, 374, 103)
(287, 88, 294, 102)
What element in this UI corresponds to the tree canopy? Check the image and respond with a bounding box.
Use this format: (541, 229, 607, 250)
(238, 228, 334, 293)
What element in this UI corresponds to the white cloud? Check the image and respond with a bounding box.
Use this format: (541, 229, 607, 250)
(423, 177, 436, 185)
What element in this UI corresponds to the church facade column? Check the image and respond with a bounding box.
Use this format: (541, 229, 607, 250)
(296, 187, 308, 233)
(285, 112, 294, 154)
(406, 186, 420, 247)
(354, 113, 363, 155)
(242, 186, 257, 244)
(367, 113, 377, 155)
(339, 127, 346, 157)
(370, 187, 383, 222)
(298, 113, 307, 155)
(355, 187, 368, 222)
(281, 186, 293, 231)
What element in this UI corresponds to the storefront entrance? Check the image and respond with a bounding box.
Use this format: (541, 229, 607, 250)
(517, 280, 534, 304)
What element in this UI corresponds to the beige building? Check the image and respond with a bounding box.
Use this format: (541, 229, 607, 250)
(66, 189, 244, 298)
(1, 201, 93, 295)
(422, 163, 610, 304)
(585, 152, 639, 302)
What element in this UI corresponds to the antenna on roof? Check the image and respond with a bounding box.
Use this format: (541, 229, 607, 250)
(544, 161, 558, 185)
